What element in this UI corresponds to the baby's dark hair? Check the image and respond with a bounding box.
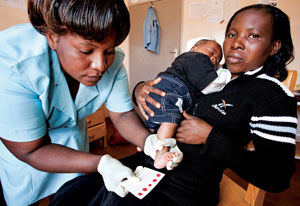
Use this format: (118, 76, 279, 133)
(226, 4, 294, 81)
(191, 39, 223, 63)
(28, 0, 130, 46)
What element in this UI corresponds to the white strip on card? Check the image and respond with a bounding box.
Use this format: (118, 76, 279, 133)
(120, 166, 165, 199)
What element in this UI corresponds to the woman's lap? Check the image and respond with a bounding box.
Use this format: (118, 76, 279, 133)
(50, 153, 144, 205)
(51, 148, 221, 206)
(50, 172, 103, 206)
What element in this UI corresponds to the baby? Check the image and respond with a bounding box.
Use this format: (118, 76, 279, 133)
(145, 39, 231, 170)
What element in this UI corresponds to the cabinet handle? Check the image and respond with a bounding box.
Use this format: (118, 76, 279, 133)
(87, 120, 92, 124)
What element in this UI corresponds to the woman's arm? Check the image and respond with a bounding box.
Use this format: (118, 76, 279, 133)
(109, 110, 151, 150)
(220, 95, 296, 192)
(0, 135, 101, 173)
(206, 126, 295, 193)
(1, 129, 139, 197)
(177, 98, 297, 193)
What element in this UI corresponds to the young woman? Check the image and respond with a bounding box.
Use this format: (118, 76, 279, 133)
(51, 4, 297, 206)
(0, 0, 151, 205)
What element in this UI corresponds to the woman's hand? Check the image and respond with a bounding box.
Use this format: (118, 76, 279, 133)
(176, 111, 212, 145)
(134, 78, 165, 120)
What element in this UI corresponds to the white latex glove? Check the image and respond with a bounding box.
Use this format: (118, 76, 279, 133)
(144, 134, 174, 159)
(144, 134, 183, 170)
(98, 154, 140, 197)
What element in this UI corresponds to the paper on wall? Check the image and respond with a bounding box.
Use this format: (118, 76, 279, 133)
(188, 1, 209, 19)
(2, 0, 26, 10)
(206, 0, 224, 23)
(259, 0, 278, 7)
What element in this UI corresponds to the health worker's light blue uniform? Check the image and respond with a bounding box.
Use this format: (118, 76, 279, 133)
(0, 23, 133, 205)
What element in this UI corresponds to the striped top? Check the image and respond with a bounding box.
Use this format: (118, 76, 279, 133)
(192, 68, 297, 193)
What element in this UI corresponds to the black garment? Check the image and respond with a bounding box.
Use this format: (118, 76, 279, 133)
(50, 173, 103, 206)
(51, 69, 297, 205)
(162, 52, 217, 100)
(51, 152, 221, 206)
(92, 151, 221, 206)
(191, 69, 297, 192)
(0, 181, 5, 206)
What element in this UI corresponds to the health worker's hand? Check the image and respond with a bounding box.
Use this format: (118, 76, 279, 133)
(134, 78, 165, 120)
(176, 111, 212, 145)
(98, 154, 139, 197)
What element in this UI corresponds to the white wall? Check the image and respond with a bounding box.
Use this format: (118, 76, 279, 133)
(0, 2, 29, 30)
(119, 0, 130, 79)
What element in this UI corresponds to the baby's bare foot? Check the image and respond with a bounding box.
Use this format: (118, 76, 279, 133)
(154, 151, 176, 169)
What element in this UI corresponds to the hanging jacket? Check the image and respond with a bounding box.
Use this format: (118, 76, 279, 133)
(143, 6, 160, 54)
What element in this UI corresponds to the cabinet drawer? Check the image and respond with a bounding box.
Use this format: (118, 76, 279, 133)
(88, 123, 106, 142)
(86, 109, 105, 128)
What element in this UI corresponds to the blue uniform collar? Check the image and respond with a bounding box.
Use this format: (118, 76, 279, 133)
(75, 84, 99, 110)
(49, 49, 77, 121)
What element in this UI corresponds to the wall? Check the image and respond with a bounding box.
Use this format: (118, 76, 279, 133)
(181, 0, 300, 83)
(0, 2, 28, 29)
(120, 0, 130, 78)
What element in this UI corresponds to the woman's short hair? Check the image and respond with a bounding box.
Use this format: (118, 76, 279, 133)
(28, 0, 130, 46)
(225, 4, 294, 81)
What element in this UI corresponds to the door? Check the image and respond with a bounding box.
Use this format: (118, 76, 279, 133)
(129, 0, 182, 93)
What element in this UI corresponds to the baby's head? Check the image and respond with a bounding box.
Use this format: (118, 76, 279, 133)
(190, 39, 222, 69)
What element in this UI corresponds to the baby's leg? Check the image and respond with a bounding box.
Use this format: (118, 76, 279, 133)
(154, 122, 179, 169)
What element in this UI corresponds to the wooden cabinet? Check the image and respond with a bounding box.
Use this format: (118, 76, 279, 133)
(86, 105, 107, 147)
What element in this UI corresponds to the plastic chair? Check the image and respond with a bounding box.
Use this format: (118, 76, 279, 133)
(219, 70, 298, 206)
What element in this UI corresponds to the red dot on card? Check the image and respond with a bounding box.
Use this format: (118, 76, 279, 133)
(153, 179, 157, 182)
(138, 193, 143, 196)
(148, 184, 152, 187)
(143, 188, 147, 191)
(156, 174, 161, 177)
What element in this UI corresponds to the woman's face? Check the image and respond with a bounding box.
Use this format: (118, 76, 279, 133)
(223, 9, 280, 77)
(46, 30, 117, 86)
